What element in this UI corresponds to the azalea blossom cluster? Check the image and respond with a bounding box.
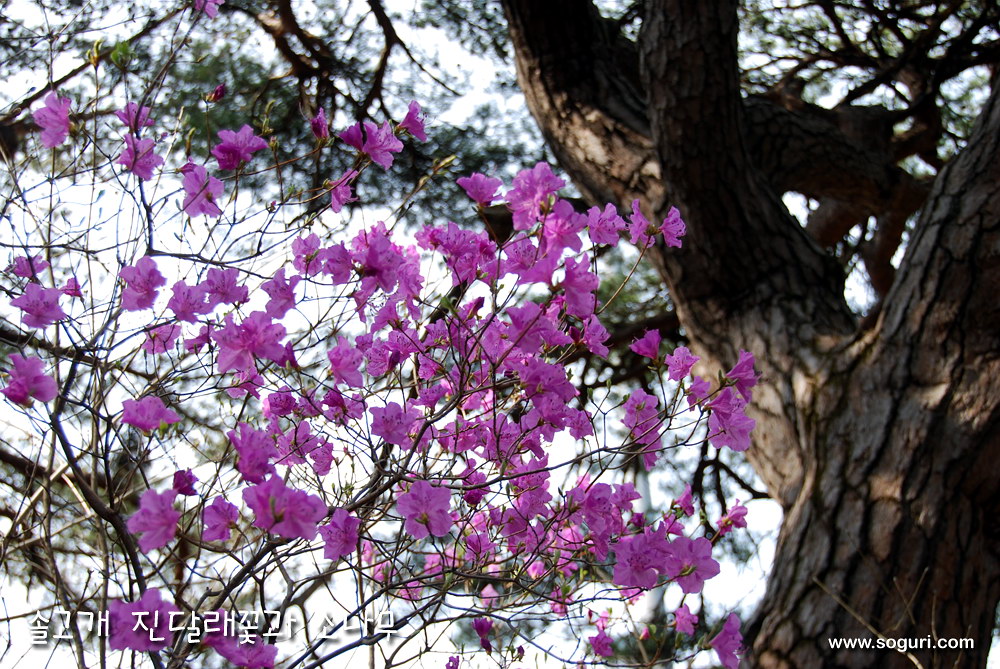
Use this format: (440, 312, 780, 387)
(6, 60, 757, 669)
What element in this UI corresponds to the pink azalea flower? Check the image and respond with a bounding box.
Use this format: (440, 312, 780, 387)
(397, 480, 452, 539)
(141, 323, 182, 354)
(115, 102, 154, 132)
(446, 656, 460, 669)
(121, 396, 181, 432)
(242, 476, 327, 540)
(662, 205, 686, 248)
(211, 124, 269, 170)
(471, 617, 493, 652)
(33, 92, 71, 148)
(581, 315, 610, 357)
(261, 268, 301, 319)
(674, 484, 695, 516)
(172, 469, 198, 496)
(180, 162, 224, 218)
(117, 133, 163, 180)
(589, 630, 614, 657)
(10, 283, 66, 328)
(7, 254, 49, 278)
(202, 267, 247, 308)
(711, 613, 743, 669)
(204, 625, 277, 668)
(211, 311, 287, 376)
(329, 169, 358, 213)
(202, 496, 239, 541)
(663, 536, 721, 594)
(361, 120, 403, 169)
(338, 122, 364, 150)
(665, 345, 699, 381)
(674, 604, 698, 635)
(310, 107, 329, 139)
(717, 501, 748, 537)
(167, 281, 208, 322)
(227, 422, 277, 484)
(370, 401, 421, 447)
(727, 349, 758, 401)
(327, 336, 363, 387)
(60, 277, 82, 298)
(127, 488, 180, 551)
(2, 354, 57, 406)
(507, 162, 565, 230)
(119, 256, 166, 311)
(398, 100, 427, 141)
(628, 199, 656, 247)
(319, 508, 361, 561)
(562, 255, 599, 318)
(630, 329, 662, 360)
(456, 172, 503, 207)
(612, 525, 671, 589)
(586, 203, 626, 246)
(108, 588, 179, 652)
(707, 387, 755, 452)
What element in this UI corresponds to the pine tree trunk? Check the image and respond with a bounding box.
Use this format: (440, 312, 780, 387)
(503, 0, 1000, 665)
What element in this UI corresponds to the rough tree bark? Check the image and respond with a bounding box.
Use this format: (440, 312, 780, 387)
(503, 0, 1000, 666)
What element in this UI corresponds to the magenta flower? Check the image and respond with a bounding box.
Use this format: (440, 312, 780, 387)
(586, 203, 626, 246)
(397, 480, 452, 539)
(507, 162, 565, 230)
(727, 349, 758, 401)
(172, 469, 197, 496)
(205, 626, 277, 668)
(211, 125, 269, 170)
(327, 336, 363, 387)
(361, 120, 403, 169)
(261, 268, 301, 319)
(117, 133, 163, 180)
(630, 329, 661, 360)
(202, 496, 239, 541)
(561, 255, 599, 318)
(10, 283, 66, 328)
(108, 588, 179, 652)
(180, 162, 224, 217)
(243, 477, 327, 541)
(330, 169, 358, 213)
(127, 488, 180, 551)
(717, 501, 748, 537)
(674, 484, 695, 516)
(205, 83, 227, 102)
(61, 277, 82, 298)
(674, 604, 698, 635)
(456, 172, 502, 207)
(202, 267, 248, 308)
(166, 281, 207, 322)
(471, 617, 493, 652)
(707, 387, 755, 452)
(319, 508, 361, 561)
(2, 354, 57, 406)
(7, 254, 49, 278)
(711, 613, 743, 669)
(628, 199, 656, 247)
(665, 345, 699, 381)
(612, 525, 671, 589)
(662, 205, 686, 248)
(121, 396, 181, 433)
(370, 401, 421, 447)
(33, 92, 71, 148)
(115, 102, 154, 132)
(589, 630, 614, 657)
(227, 423, 277, 484)
(338, 122, 364, 150)
(119, 256, 166, 311)
(212, 311, 287, 376)
(398, 100, 427, 141)
(663, 536, 720, 594)
(310, 107, 329, 139)
(141, 323, 181, 354)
